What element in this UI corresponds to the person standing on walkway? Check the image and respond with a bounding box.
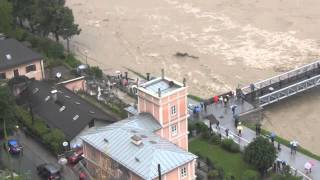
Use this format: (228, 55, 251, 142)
(225, 128, 229, 138)
(231, 105, 237, 115)
(219, 96, 223, 104)
(223, 96, 228, 107)
(237, 122, 243, 137)
(216, 121, 220, 130)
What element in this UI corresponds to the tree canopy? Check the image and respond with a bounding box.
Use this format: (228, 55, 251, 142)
(0, 86, 17, 131)
(0, 0, 13, 34)
(244, 137, 277, 174)
(8, 0, 80, 41)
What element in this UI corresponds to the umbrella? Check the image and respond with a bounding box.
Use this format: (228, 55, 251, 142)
(304, 162, 312, 170)
(270, 132, 276, 138)
(308, 160, 316, 167)
(237, 126, 243, 131)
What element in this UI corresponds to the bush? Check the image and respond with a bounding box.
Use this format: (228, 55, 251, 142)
(242, 170, 260, 180)
(89, 66, 103, 78)
(47, 41, 64, 59)
(201, 130, 210, 140)
(209, 133, 221, 145)
(221, 139, 240, 153)
(15, 106, 66, 155)
(195, 122, 208, 134)
(65, 54, 81, 68)
(43, 129, 65, 154)
(215, 165, 225, 179)
(207, 170, 219, 180)
(271, 174, 302, 180)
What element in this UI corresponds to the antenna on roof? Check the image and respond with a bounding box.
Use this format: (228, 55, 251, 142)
(183, 78, 186, 87)
(146, 73, 150, 81)
(161, 69, 164, 79)
(158, 164, 162, 180)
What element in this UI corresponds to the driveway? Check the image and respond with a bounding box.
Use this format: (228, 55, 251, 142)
(0, 130, 78, 180)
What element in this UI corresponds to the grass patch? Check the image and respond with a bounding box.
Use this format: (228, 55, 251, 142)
(243, 122, 320, 161)
(189, 138, 257, 179)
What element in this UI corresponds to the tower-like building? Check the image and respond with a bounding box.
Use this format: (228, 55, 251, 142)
(137, 70, 188, 150)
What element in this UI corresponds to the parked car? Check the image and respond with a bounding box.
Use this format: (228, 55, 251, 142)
(68, 149, 84, 165)
(36, 163, 61, 180)
(3, 139, 23, 155)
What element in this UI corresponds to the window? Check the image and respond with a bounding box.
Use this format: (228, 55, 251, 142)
(26, 64, 36, 73)
(171, 105, 177, 115)
(0, 72, 6, 79)
(181, 166, 187, 178)
(171, 124, 177, 136)
(13, 69, 19, 77)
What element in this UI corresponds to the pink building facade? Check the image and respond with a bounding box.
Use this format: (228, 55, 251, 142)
(82, 76, 196, 180)
(0, 60, 44, 81)
(137, 79, 188, 150)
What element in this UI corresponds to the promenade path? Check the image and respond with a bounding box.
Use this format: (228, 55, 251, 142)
(188, 97, 319, 180)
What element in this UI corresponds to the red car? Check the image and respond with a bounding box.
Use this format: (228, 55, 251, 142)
(68, 149, 83, 164)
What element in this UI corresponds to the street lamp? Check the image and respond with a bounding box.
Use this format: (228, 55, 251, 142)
(84, 50, 88, 65)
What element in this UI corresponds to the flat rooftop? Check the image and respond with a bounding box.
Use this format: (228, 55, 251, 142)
(139, 77, 184, 97)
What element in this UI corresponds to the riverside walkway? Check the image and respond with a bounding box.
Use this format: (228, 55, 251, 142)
(188, 97, 319, 180)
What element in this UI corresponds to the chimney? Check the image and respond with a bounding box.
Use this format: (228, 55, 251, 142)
(161, 69, 164, 79)
(51, 89, 58, 102)
(131, 135, 142, 146)
(183, 78, 186, 87)
(158, 88, 161, 97)
(146, 73, 150, 81)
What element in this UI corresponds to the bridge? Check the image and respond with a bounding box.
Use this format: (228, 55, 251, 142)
(241, 60, 320, 107)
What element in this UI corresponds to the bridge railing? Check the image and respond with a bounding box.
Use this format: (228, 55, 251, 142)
(258, 74, 320, 107)
(241, 60, 320, 95)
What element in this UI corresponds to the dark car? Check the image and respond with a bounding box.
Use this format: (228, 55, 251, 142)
(68, 149, 84, 164)
(36, 163, 61, 180)
(4, 139, 23, 154)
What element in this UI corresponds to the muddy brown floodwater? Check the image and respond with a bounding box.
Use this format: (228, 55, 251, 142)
(66, 0, 320, 154)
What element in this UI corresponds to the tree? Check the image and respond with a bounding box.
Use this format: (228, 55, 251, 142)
(0, 86, 17, 132)
(244, 137, 277, 175)
(0, 0, 13, 34)
(58, 7, 81, 52)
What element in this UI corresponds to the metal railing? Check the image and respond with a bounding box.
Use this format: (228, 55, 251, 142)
(241, 60, 320, 95)
(258, 74, 320, 107)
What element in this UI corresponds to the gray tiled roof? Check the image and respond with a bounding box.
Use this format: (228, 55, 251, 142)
(81, 116, 196, 180)
(19, 80, 116, 140)
(0, 39, 42, 71)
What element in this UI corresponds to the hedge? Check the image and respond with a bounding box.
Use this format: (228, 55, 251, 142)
(15, 106, 65, 154)
(221, 139, 240, 153)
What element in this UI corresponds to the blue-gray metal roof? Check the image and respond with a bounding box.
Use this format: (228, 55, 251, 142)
(81, 114, 196, 179)
(144, 79, 180, 95)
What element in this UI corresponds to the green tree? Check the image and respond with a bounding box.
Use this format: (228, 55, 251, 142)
(0, 86, 17, 132)
(57, 7, 81, 52)
(0, 0, 13, 34)
(244, 137, 277, 175)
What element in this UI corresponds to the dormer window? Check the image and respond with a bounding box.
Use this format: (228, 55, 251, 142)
(5, 54, 12, 60)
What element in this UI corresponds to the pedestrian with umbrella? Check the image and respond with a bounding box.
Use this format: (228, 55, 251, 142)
(290, 140, 298, 154)
(304, 160, 315, 174)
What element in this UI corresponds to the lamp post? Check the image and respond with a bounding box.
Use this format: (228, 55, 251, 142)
(84, 50, 88, 65)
